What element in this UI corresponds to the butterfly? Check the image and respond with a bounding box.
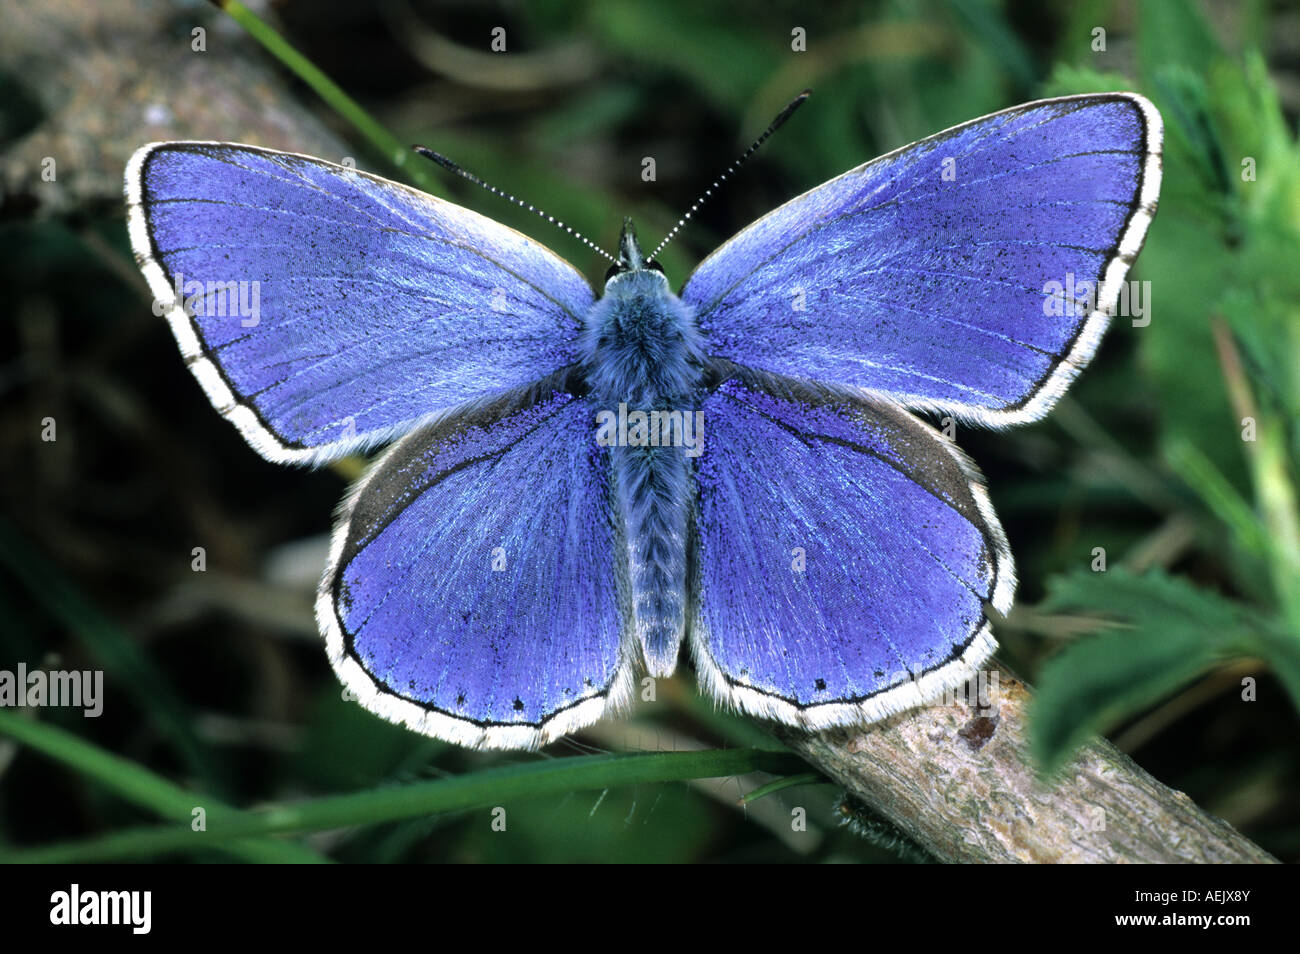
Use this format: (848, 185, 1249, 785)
(125, 92, 1162, 750)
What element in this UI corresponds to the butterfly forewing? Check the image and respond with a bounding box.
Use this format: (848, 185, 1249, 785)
(126, 142, 594, 464)
(680, 93, 1162, 427)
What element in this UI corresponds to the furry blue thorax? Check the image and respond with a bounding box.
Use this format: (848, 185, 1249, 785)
(581, 222, 704, 676)
(580, 276, 704, 407)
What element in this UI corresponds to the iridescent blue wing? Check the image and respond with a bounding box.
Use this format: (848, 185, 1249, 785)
(689, 364, 1012, 726)
(125, 142, 593, 464)
(318, 372, 632, 749)
(680, 94, 1162, 426)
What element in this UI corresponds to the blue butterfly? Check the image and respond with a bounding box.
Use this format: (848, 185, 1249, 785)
(125, 93, 1162, 750)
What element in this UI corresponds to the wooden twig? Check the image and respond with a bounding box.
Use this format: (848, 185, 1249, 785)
(770, 669, 1278, 863)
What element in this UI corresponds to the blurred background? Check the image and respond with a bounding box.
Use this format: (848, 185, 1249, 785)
(1, 0, 1298, 862)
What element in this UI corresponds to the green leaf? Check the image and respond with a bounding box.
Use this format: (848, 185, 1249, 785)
(1040, 63, 1143, 98)
(1211, 51, 1300, 226)
(1029, 569, 1256, 773)
(1151, 66, 1233, 195)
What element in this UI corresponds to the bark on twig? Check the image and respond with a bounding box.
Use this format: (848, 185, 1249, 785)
(770, 669, 1277, 863)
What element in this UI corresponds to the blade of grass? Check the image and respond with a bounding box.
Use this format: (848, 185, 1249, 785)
(5, 747, 807, 862)
(1051, 397, 1179, 513)
(737, 772, 824, 804)
(0, 519, 219, 792)
(1166, 440, 1272, 558)
(1212, 317, 1300, 635)
(0, 710, 327, 863)
(212, 0, 443, 194)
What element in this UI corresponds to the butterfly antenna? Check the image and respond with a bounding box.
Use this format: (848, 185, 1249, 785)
(414, 146, 617, 264)
(646, 89, 811, 264)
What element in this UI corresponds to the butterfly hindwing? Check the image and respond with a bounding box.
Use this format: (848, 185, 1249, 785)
(688, 363, 1013, 727)
(317, 372, 633, 750)
(126, 142, 595, 464)
(680, 93, 1162, 426)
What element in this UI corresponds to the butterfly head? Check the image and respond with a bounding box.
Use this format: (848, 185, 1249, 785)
(584, 217, 702, 403)
(605, 218, 666, 284)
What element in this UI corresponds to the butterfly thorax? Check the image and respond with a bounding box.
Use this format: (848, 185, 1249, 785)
(580, 269, 704, 406)
(580, 221, 704, 677)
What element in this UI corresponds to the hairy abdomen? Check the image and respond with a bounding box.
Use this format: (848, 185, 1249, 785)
(613, 443, 692, 675)
(582, 269, 703, 676)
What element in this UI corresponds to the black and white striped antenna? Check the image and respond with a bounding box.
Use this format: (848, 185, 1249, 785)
(645, 89, 811, 264)
(414, 145, 618, 264)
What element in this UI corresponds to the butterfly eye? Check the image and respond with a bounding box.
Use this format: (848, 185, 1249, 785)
(604, 263, 622, 282)
(646, 260, 665, 274)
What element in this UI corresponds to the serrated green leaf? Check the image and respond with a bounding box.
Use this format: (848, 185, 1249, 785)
(1040, 63, 1140, 98)
(1030, 569, 1258, 773)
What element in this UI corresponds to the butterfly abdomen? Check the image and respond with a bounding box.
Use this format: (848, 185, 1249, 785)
(614, 443, 691, 675)
(584, 269, 704, 676)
